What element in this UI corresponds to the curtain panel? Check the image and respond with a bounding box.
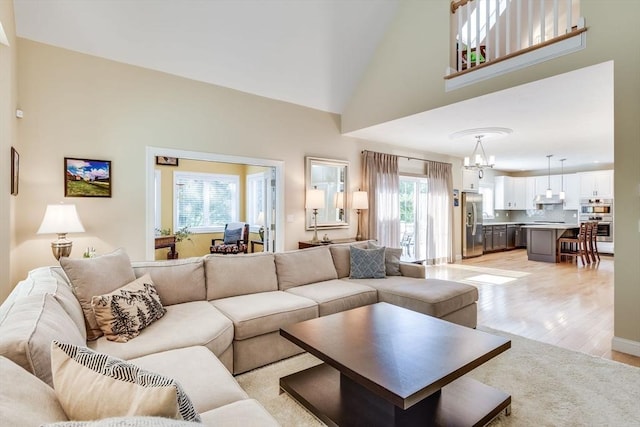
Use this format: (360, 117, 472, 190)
(361, 151, 400, 247)
(425, 161, 454, 265)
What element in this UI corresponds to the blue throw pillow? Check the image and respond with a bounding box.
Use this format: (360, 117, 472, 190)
(223, 227, 243, 244)
(349, 246, 386, 279)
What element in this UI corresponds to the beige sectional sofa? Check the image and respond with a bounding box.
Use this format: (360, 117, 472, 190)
(0, 243, 478, 426)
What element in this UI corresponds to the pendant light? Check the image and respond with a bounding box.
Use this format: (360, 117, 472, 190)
(559, 158, 566, 200)
(545, 155, 553, 199)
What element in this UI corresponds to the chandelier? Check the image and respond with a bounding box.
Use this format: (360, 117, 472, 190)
(463, 134, 495, 171)
(451, 127, 512, 179)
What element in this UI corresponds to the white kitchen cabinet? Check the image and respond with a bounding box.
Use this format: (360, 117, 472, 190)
(535, 175, 562, 197)
(579, 170, 613, 198)
(495, 176, 527, 210)
(562, 173, 580, 210)
(525, 177, 537, 210)
(462, 169, 479, 192)
(512, 177, 527, 209)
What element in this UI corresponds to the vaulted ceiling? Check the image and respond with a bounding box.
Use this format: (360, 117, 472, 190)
(13, 0, 613, 172)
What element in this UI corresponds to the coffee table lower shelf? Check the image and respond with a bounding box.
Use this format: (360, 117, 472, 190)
(280, 363, 511, 427)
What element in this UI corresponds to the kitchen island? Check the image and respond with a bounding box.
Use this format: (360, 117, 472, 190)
(522, 224, 580, 263)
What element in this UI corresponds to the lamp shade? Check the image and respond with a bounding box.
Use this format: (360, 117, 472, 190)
(305, 188, 325, 210)
(335, 192, 345, 209)
(256, 211, 265, 225)
(352, 191, 369, 210)
(37, 204, 85, 234)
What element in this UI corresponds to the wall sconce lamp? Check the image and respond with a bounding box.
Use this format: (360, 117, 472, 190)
(306, 186, 325, 244)
(37, 204, 85, 260)
(352, 190, 369, 241)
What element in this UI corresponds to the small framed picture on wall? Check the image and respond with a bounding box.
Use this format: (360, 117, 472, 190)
(10, 147, 19, 196)
(64, 157, 112, 197)
(156, 156, 179, 166)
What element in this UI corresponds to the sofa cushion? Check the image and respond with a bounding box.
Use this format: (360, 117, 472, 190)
(44, 417, 202, 426)
(275, 246, 338, 290)
(91, 274, 166, 343)
(204, 253, 278, 300)
(51, 341, 200, 422)
(286, 279, 378, 316)
(0, 356, 69, 425)
(328, 241, 369, 278)
(350, 246, 386, 279)
(89, 301, 233, 361)
(352, 277, 479, 318)
(212, 291, 318, 340)
(60, 248, 136, 340)
(1, 266, 87, 340)
(132, 257, 206, 305)
(368, 242, 403, 276)
(130, 346, 249, 414)
(0, 293, 85, 387)
(200, 399, 280, 427)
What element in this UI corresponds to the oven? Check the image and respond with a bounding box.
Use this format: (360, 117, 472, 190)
(579, 199, 613, 242)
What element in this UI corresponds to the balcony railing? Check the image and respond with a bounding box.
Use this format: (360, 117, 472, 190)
(448, 0, 585, 80)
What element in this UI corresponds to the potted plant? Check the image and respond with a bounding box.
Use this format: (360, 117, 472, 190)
(155, 226, 192, 259)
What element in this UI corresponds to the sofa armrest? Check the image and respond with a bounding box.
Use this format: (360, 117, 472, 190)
(399, 262, 425, 278)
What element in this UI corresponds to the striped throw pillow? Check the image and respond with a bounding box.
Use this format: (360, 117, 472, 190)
(51, 341, 200, 422)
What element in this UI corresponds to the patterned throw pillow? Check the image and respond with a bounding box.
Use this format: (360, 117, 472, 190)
(349, 246, 386, 279)
(51, 341, 201, 422)
(91, 274, 166, 343)
(368, 242, 403, 276)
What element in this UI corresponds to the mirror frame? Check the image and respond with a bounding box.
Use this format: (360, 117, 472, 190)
(305, 156, 349, 230)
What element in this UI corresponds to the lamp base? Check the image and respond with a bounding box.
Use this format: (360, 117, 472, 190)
(311, 209, 320, 243)
(51, 234, 73, 260)
(355, 210, 364, 241)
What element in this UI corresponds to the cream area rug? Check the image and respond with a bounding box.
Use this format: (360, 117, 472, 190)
(235, 326, 640, 427)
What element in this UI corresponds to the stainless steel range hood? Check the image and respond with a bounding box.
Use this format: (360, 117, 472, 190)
(535, 194, 564, 207)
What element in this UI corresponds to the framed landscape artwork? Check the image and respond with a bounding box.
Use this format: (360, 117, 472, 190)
(11, 147, 19, 195)
(64, 157, 112, 197)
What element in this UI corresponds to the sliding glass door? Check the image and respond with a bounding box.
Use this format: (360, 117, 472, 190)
(399, 176, 428, 261)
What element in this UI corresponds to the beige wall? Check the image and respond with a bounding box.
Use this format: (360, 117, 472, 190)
(344, 0, 640, 349)
(7, 38, 460, 299)
(0, 2, 17, 302)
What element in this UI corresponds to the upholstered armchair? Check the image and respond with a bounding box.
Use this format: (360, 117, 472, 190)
(210, 223, 250, 254)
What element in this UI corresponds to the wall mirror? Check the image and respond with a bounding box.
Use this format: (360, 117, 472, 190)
(305, 156, 349, 230)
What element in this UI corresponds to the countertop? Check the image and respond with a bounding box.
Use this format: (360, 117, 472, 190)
(484, 221, 579, 226)
(521, 224, 580, 230)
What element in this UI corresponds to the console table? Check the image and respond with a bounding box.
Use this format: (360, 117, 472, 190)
(155, 235, 177, 259)
(299, 238, 357, 249)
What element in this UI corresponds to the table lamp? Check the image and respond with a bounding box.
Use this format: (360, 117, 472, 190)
(352, 190, 368, 241)
(306, 187, 325, 244)
(37, 204, 85, 260)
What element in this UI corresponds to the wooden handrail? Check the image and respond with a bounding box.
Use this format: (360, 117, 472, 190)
(445, 27, 588, 80)
(451, 0, 475, 14)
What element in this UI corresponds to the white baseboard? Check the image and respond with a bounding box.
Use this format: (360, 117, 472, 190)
(612, 336, 640, 357)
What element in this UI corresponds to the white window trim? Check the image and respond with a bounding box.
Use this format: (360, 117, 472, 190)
(154, 170, 162, 232)
(173, 171, 240, 234)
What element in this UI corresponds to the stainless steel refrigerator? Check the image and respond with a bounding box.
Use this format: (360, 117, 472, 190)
(462, 192, 484, 258)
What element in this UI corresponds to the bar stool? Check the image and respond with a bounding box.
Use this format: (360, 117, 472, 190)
(557, 222, 589, 266)
(588, 221, 600, 263)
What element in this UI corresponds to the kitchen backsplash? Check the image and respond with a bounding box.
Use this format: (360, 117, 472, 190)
(487, 204, 578, 224)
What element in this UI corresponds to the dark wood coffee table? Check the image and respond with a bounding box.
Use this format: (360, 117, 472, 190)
(280, 302, 511, 427)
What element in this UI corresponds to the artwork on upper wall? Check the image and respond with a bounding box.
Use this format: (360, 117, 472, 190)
(11, 147, 19, 196)
(64, 157, 112, 198)
(156, 156, 179, 166)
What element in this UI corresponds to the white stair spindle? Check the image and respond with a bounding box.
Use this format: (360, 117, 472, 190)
(467, 2, 472, 68)
(505, 0, 510, 54)
(516, 0, 521, 50)
(540, 0, 545, 43)
(528, 0, 533, 46)
(485, 0, 490, 63)
(458, 6, 463, 71)
(553, 0, 559, 38)
(567, 0, 572, 32)
(495, 0, 500, 60)
(476, 0, 482, 66)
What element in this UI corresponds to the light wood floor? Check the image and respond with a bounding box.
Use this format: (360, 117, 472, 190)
(425, 249, 640, 367)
